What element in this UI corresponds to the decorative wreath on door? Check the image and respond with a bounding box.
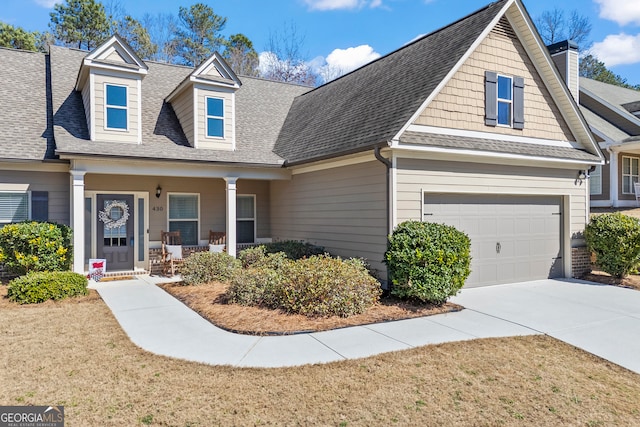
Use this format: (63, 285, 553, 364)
(98, 200, 130, 229)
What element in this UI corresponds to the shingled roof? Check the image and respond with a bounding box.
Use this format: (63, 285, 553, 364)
(0, 47, 54, 161)
(274, 0, 508, 165)
(49, 45, 309, 166)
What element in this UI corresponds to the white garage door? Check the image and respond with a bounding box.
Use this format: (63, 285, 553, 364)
(423, 194, 563, 288)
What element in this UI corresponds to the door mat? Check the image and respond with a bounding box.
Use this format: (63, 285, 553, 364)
(97, 276, 136, 282)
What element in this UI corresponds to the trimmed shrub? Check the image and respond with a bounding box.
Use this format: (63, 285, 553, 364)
(275, 254, 381, 317)
(238, 245, 267, 268)
(262, 241, 325, 260)
(0, 221, 72, 275)
(180, 252, 241, 285)
(585, 212, 640, 278)
(226, 266, 284, 307)
(385, 221, 471, 304)
(7, 271, 88, 304)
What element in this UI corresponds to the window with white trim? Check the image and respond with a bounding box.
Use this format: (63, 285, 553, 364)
(485, 71, 524, 129)
(105, 84, 128, 130)
(237, 195, 255, 244)
(206, 97, 224, 138)
(497, 75, 512, 126)
(622, 156, 639, 194)
(0, 191, 48, 224)
(589, 165, 602, 195)
(168, 194, 199, 245)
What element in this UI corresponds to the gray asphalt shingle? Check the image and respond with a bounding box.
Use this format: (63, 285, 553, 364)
(49, 46, 309, 165)
(399, 131, 602, 162)
(273, 0, 507, 164)
(0, 47, 53, 161)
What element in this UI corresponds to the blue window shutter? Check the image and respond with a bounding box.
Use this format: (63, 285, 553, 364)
(31, 191, 48, 221)
(513, 76, 525, 130)
(485, 71, 498, 126)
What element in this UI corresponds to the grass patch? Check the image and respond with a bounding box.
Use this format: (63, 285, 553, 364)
(1, 286, 639, 425)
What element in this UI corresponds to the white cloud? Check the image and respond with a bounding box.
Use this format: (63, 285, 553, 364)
(313, 44, 381, 83)
(303, 0, 382, 11)
(591, 33, 640, 66)
(595, 0, 640, 26)
(33, 0, 58, 8)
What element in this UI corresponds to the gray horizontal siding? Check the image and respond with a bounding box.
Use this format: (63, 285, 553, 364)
(270, 160, 388, 277)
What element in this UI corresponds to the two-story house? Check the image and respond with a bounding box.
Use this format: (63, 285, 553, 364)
(0, 0, 603, 288)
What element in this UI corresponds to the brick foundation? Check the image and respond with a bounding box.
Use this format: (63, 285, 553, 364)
(572, 246, 591, 278)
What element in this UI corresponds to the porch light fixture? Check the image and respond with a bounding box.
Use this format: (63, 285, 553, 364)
(577, 170, 587, 180)
(156, 185, 162, 198)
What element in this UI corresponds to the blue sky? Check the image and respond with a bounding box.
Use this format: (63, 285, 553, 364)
(2, 0, 639, 85)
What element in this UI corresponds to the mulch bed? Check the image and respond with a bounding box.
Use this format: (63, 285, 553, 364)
(159, 282, 462, 335)
(581, 270, 640, 291)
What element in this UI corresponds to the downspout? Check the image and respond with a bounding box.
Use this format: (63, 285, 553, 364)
(375, 145, 392, 291)
(374, 146, 392, 238)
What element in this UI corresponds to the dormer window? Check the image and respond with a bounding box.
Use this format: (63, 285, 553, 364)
(497, 75, 512, 126)
(105, 84, 128, 130)
(206, 97, 224, 138)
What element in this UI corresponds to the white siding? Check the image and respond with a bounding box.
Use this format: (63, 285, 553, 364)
(270, 161, 388, 277)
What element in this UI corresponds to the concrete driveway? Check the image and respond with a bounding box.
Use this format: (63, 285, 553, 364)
(451, 279, 640, 374)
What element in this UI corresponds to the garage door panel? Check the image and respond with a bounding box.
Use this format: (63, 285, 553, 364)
(423, 194, 563, 287)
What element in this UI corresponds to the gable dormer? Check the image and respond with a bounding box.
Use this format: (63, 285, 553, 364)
(166, 54, 241, 151)
(75, 34, 148, 144)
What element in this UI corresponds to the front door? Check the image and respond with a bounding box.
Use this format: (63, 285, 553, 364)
(97, 194, 134, 271)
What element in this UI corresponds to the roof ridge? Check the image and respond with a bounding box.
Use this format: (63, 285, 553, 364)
(0, 46, 44, 55)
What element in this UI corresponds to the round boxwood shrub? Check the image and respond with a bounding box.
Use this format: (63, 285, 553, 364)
(275, 255, 382, 317)
(0, 221, 72, 275)
(226, 266, 284, 307)
(180, 251, 241, 285)
(385, 221, 471, 304)
(7, 271, 88, 304)
(585, 212, 640, 278)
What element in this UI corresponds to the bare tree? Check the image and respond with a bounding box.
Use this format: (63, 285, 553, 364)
(141, 12, 178, 63)
(535, 8, 591, 48)
(261, 22, 318, 86)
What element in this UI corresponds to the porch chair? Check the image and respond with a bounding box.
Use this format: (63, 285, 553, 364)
(635, 183, 640, 207)
(161, 230, 184, 276)
(208, 230, 226, 253)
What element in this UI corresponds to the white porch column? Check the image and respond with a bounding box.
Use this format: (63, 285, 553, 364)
(609, 148, 619, 207)
(224, 177, 238, 257)
(70, 171, 86, 273)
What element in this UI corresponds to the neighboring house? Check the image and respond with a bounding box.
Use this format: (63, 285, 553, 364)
(0, 0, 603, 288)
(548, 40, 640, 208)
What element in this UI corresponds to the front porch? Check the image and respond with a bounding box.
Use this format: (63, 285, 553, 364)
(68, 158, 291, 275)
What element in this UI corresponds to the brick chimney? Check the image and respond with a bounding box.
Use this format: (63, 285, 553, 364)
(548, 40, 579, 103)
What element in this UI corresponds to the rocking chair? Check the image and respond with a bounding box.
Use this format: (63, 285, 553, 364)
(208, 230, 226, 253)
(161, 230, 184, 276)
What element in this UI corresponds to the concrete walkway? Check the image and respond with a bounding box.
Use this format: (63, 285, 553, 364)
(92, 275, 536, 368)
(93, 276, 640, 372)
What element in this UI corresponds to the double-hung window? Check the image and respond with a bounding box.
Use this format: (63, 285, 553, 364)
(0, 191, 48, 224)
(206, 97, 224, 138)
(622, 156, 639, 194)
(105, 84, 128, 130)
(589, 165, 602, 195)
(485, 71, 524, 129)
(497, 75, 512, 126)
(168, 194, 199, 245)
(237, 195, 255, 244)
